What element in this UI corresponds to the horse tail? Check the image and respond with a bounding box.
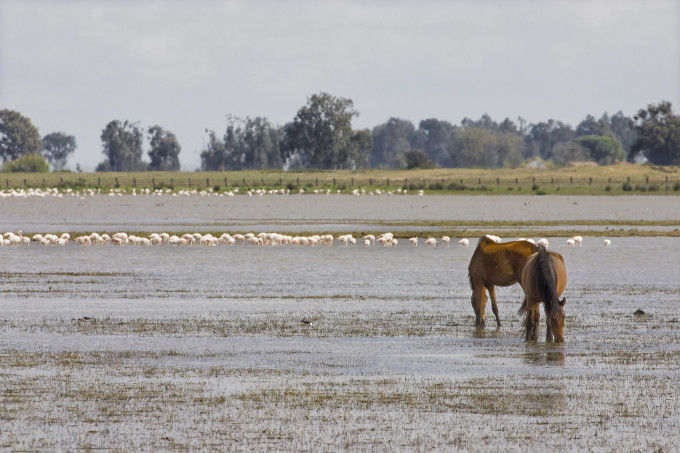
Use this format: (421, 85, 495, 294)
(534, 245, 558, 309)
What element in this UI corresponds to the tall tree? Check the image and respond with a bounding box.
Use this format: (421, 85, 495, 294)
(41, 132, 76, 170)
(609, 111, 637, 154)
(370, 118, 418, 168)
(630, 101, 680, 165)
(282, 92, 361, 169)
(147, 125, 181, 171)
(527, 120, 574, 160)
(200, 130, 226, 171)
(0, 109, 41, 162)
(96, 120, 146, 171)
(418, 118, 456, 167)
(201, 117, 283, 171)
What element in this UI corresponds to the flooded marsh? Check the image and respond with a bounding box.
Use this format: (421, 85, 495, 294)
(0, 196, 679, 449)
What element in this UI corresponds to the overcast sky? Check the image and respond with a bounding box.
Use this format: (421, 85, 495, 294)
(1, 0, 679, 171)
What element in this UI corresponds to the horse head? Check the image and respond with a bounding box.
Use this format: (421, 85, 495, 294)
(549, 297, 566, 342)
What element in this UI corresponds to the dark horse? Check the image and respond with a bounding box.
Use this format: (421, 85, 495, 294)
(519, 245, 567, 342)
(467, 235, 538, 327)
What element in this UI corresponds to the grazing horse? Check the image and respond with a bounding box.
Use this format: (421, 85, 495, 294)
(519, 245, 567, 342)
(467, 236, 538, 326)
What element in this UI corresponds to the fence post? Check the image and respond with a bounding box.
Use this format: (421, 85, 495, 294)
(551, 177, 554, 184)
(24, 179, 27, 187)
(387, 178, 390, 186)
(189, 178, 192, 187)
(496, 178, 500, 185)
(478, 178, 481, 185)
(133, 177, 136, 187)
(207, 178, 210, 187)
(589, 177, 592, 184)
(152, 177, 155, 188)
(351, 177, 354, 186)
(645, 175, 649, 184)
(570, 177, 573, 184)
(224, 177, 227, 186)
(369, 178, 372, 185)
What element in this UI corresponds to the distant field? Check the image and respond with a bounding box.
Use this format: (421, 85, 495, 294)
(2, 164, 680, 194)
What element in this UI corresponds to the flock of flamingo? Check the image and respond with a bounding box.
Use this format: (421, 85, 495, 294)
(0, 231, 611, 248)
(0, 187, 424, 198)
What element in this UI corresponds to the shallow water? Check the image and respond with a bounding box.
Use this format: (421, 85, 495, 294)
(1, 194, 680, 232)
(0, 237, 679, 449)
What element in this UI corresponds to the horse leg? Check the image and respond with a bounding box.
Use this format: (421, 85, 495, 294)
(525, 300, 540, 342)
(531, 304, 541, 341)
(546, 313, 554, 342)
(487, 285, 501, 327)
(471, 284, 487, 326)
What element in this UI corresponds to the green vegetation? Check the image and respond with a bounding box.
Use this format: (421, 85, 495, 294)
(3, 98, 679, 173)
(2, 164, 680, 195)
(1, 154, 50, 173)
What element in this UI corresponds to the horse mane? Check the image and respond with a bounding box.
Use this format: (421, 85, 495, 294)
(534, 245, 558, 312)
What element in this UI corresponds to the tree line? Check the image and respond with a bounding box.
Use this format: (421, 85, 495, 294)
(1, 95, 678, 172)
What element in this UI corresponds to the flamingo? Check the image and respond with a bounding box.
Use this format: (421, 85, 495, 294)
(537, 238, 550, 248)
(409, 237, 418, 247)
(425, 237, 438, 247)
(603, 239, 612, 247)
(441, 236, 450, 247)
(566, 238, 577, 247)
(458, 238, 470, 247)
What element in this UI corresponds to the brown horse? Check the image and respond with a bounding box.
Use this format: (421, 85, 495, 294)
(519, 245, 567, 342)
(467, 235, 538, 327)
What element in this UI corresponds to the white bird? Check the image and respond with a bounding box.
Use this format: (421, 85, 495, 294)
(537, 238, 550, 248)
(409, 237, 418, 247)
(441, 236, 450, 247)
(485, 234, 501, 243)
(425, 237, 438, 247)
(566, 238, 576, 247)
(603, 239, 612, 247)
(458, 238, 469, 247)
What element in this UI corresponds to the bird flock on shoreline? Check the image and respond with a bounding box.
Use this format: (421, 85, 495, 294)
(0, 187, 425, 199)
(0, 231, 611, 248)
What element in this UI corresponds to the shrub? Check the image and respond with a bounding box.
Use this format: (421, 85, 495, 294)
(1, 154, 50, 173)
(622, 182, 633, 191)
(673, 182, 680, 191)
(531, 184, 539, 191)
(447, 182, 466, 191)
(605, 185, 611, 192)
(428, 181, 444, 190)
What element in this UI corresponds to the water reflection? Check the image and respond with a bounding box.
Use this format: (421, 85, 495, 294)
(472, 325, 502, 339)
(523, 345, 566, 366)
